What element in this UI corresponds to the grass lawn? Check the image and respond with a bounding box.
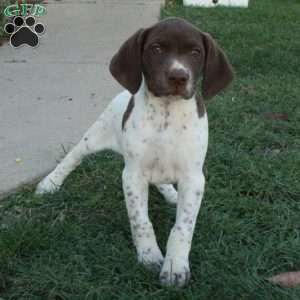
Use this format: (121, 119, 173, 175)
(0, 0, 11, 38)
(1, 0, 300, 299)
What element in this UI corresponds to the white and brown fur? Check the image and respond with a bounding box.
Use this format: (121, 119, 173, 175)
(36, 18, 234, 288)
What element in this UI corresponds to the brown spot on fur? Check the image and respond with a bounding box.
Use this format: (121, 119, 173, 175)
(122, 96, 135, 130)
(196, 94, 205, 118)
(195, 190, 202, 197)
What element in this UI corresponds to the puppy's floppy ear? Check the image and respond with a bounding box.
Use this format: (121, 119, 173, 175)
(201, 33, 234, 100)
(109, 29, 147, 95)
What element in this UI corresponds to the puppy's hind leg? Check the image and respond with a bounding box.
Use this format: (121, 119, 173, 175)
(36, 112, 118, 195)
(156, 184, 178, 205)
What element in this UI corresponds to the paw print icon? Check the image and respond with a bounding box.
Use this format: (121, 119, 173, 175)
(4, 16, 45, 48)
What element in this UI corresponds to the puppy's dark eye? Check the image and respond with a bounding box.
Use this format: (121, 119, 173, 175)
(151, 44, 163, 54)
(191, 49, 202, 56)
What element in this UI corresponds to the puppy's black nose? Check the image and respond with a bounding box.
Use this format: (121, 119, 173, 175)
(168, 69, 189, 86)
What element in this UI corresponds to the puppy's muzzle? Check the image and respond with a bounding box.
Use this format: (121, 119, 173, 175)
(166, 68, 190, 97)
(168, 69, 189, 87)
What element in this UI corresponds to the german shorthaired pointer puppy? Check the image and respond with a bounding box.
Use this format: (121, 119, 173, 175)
(36, 17, 234, 287)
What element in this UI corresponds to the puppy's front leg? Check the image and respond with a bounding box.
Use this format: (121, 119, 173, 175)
(123, 168, 163, 270)
(160, 173, 205, 288)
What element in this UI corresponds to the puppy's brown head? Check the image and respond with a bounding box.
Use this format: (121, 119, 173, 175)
(110, 17, 234, 100)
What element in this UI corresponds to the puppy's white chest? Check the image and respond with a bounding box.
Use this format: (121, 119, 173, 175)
(140, 129, 188, 183)
(123, 96, 208, 184)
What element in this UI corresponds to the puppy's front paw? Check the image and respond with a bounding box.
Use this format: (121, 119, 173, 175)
(137, 246, 164, 271)
(35, 175, 61, 195)
(159, 257, 190, 288)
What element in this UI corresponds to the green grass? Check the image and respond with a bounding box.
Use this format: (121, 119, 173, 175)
(1, 0, 300, 299)
(0, 0, 12, 38)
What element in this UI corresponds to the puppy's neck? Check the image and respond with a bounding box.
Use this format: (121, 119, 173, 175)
(133, 79, 197, 122)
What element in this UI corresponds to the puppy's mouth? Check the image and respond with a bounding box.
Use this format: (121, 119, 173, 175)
(170, 86, 187, 96)
(153, 88, 192, 100)
(146, 80, 194, 100)
(166, 85, 193, 99)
